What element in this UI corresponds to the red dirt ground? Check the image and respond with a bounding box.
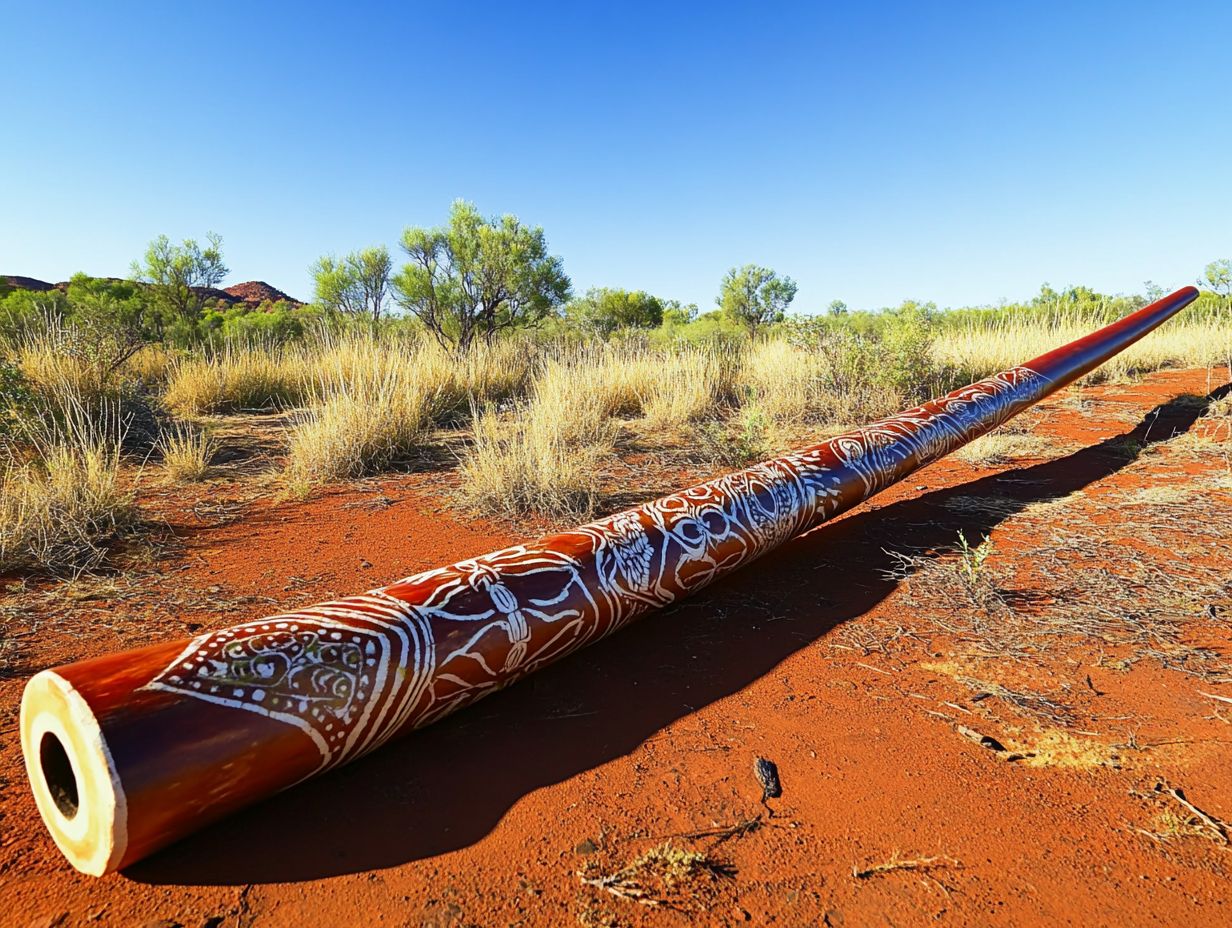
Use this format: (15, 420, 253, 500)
(1, 369, 1230, 927)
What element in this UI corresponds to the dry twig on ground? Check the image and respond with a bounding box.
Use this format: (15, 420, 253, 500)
(578, 841, 734, 911)
(853, 853, 961, 880)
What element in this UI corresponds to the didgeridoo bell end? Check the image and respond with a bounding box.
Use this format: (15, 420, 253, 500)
(21, 670, 128, 876)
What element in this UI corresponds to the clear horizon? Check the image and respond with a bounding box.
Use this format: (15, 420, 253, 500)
(3, 1, 1229, 312)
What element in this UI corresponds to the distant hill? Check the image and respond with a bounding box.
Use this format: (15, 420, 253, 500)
(2, 274, 303, 306)
(1, 275, 55, 292)
(223, 281, 301, 306)
(186, 286, 237, 305)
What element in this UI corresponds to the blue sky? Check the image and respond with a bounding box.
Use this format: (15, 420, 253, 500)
(2, 1, 1229, 311)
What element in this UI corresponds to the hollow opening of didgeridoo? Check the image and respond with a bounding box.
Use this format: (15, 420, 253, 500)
(39, 731, 79, 817)
(20, 670, 128, 876)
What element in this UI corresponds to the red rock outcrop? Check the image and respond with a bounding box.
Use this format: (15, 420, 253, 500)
(223, 281, 302, 306)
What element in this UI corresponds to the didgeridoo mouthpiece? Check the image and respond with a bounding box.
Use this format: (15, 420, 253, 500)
(21, 287, 1199, 874)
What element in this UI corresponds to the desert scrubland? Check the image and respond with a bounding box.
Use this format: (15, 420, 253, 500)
(2, 250, 1231, 925)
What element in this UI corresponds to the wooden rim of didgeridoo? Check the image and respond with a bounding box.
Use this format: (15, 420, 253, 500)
(20, 670, 128, 875)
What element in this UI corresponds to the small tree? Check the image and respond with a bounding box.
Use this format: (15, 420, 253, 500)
(393, 201, 571, 351)
(717, 264, 798, 332)
(132, 232, 228, 338)
(1199, 259, 1232, 296)
(566, 287, 664, 338)
(0, 287, 68, 341)
(63, 274, 152, 374)
(311, 246, 393, 322)
(661, 299, 699, 326)
(881, 300, 940, 401)
(1032, 282, 1061, 305)
(827, 299, 848, 317)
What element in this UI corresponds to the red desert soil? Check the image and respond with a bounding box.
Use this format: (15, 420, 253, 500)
(1, 369, 1230, 927)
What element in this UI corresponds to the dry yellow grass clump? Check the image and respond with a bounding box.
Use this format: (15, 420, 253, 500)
(164, 345, 309, 416)
(285, 366, 432, 492)
(15, 325, 134, 412)
(437, 339, 536, 418)
(524, 343, 734, 433)
(741, 338, 906, 436)
(282, 336, 536, 493)
(459, 341, 745, 517)
(158, 424, 214, 483)
(741, 340, 820, 430)
(124, 343, 177, 385)
(458, 344, 748, 517)
(541, 347, 647, 421)
(18, 340, 113, 404)
(937, 313, 1232, 384)
(460, 350, 627, 517)
(638, 347, 733, 431)
(163, 345, 310, 416)
(2, 329, 139, 572)
(460, 402, 611, 518)
(304, 334, 533, 420)
(0, 404, 135, 574)
(1206, 393, 1232, 418)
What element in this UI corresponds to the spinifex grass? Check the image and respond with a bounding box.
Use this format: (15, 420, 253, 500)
(937, 312, 1232, 385)
(158, 424, 214, 483)
(164, 344, 309, 416)
(0, 400, 136, 574)
(282, 335, 536, 493)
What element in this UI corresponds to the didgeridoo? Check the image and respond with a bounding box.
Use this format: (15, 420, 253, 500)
(21, 287, 1198, 874)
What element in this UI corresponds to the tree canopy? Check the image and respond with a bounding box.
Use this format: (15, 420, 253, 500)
(62, 274, 151, 369)
(566, 287, 664, 338)
(392, 201, 570, 351)
(661, 299, 699, 326)
(1199, 259, 1232, 296)
(312, 246, 393, 322)
(131, 233, 228, 339)
(717, 264, 797, 331)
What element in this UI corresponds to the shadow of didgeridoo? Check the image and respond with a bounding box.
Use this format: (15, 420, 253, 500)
(129, 387, 1225, 886)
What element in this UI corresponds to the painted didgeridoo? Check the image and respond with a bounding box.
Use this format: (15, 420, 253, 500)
(21, 287, 1199, 875)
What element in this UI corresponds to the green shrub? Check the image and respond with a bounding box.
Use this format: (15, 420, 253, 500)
(0, 360, 34, 445)
(200, 301, 325, 345)
(696, 403, 768, 467)
(881, 300, 947, 401)
(0, 287, 67, 343)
